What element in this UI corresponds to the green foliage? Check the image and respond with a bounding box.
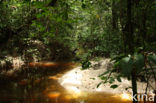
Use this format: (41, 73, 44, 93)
(98, 71, 110, 77)
(109, 77, 115, 84)
(0, 1, 155, 103)
(110, 84, 118, 89)
(111, 53, 145, 77)
(80, 53, 91, 70)
(119, 56, 133, 77)
(97, 53, 150, 90)
(133, 53, 145, 73)
(117, 76, 122, 82)
(148, 54, 156, 65)
(81, 60, 91, 70)
(97, 69, 119, 88)
(97, 81, 103, 88)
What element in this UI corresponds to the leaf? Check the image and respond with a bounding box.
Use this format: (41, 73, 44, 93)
(148, 54, 156, 65)
(81, 60, 91, 70)
(90, 78, 95, 80)
(110, 84, 118, 89)
(97, 81, 103, 88)
(117, 76, 122, 82)
(109, 77, 115, 84)
(98, 71, 110, 77)
(133, 53, 144, 73)
(119, 56, 133, 77)
(111, 54, 125, 62)
(114, 61, 119, 68)
(100, 76, 107, 80)
(36, 14, 42, 18)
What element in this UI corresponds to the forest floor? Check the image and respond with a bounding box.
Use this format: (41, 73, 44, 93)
(59, 58, 155, 95)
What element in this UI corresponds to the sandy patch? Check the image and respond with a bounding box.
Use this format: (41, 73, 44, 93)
(59, 59, 155, 95)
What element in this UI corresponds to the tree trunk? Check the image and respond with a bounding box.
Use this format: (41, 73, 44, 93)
(127, 0, 134, 53)
(142, 10, 146, 50)
(154, 90, 156, 103)
(127, 0, 138, 102)
(112, 0, 118, 30)
(132, 69, 138, 103)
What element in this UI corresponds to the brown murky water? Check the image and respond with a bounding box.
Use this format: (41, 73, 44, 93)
(0, 62, 154, 103)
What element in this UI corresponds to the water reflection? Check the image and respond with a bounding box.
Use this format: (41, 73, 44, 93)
(119, 93, 131, 101)
(0, 62, 154, 103)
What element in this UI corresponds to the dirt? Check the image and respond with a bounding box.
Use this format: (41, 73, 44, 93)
(59, 58, 155, 95)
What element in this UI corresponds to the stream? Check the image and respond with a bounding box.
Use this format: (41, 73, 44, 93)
(0, 62, 154, 103)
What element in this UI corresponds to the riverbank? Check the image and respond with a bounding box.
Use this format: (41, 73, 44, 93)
(59, 58, 155, 95)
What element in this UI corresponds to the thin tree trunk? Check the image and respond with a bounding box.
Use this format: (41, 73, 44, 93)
(127, 0, 138, 102)
(127, 0, 134, 53)
(142, 10, 146, 50)
(132, 69, 138, 103)
(112, 0, 118, 30)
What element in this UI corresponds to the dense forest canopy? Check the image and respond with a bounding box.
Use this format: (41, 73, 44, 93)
(0, 0, 156, 57)
(0, 0, 156, 103)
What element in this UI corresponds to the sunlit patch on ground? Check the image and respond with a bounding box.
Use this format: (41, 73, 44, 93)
(61, 72, 82, 85)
